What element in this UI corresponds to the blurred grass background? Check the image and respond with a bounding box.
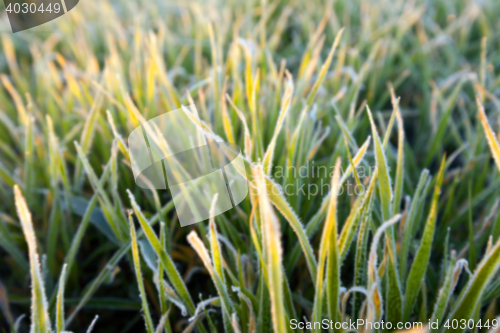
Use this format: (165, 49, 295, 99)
(1, 0, 500, 332)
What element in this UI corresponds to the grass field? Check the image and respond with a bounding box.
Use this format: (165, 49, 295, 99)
(1, 0, 500, 332)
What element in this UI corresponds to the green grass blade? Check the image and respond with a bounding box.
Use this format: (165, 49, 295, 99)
(353, 191, 374, 319)
(367, 214, 402, 323)
(264, 175, 317, 280)
(399, 169, 430, 280)
(0, 215, 29, 273)
(430, 251, 456, 330)
(127, 191, 197, 315)
(128, 212, 155, 333)
(426, 80, 464, 165)
(311, 158, 341, 333)
(157, 223, 168, 316)
(338, 170, 377, 262)
(74, 142, 127, 242)
(403, 155, 446, 321)
(55, 264, 67, 333)
(66, 200, 176, 326)
(366, 105, 393, 219)
(444, 237, 500, 332)
(366, 105, 402, 324)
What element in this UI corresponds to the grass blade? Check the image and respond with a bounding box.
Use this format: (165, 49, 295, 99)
(14, 185, 51, 333)
(55, 264, 67, 333)
(366, 105, 393, 219)
(127, 191, 208, 333)
(366, 105, 402, 324)
(399, 169, 430, 280)
(187, 230, 234, 333)
(252, 164, 287, 333)
(403, 155, 446, 321)
(444, 237, 500, 332)
(311, 158, 341, 332)
(306, 28, 344, 107)
(477, 96, 500, 172)
(264, 176, 318, 280)
(393, 97, 405, 214)
(128, 212, 155, 333)
(430, 251, 456, 330)
(367, 214, 402, 323)
(207, 195, 233, 332)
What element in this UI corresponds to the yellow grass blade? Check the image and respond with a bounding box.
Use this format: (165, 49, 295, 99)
(14, 185, 51, 333)
(311, 158, 341, 333)
(477, 96, 500, 172)
(252, 164, 287, 333)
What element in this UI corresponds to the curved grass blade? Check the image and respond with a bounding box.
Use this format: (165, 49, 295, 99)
(367, 214, 402, 323)
(444, 237, 500, 333)
(226, 94, 253, 159)
(264, 176, 318, 280)
(187, 231, 234, 333)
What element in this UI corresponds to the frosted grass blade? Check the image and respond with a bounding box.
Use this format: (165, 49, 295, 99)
(403, 156, 446, 321)
(311, 159, 341, 333)
(252, 164, 287, 333)
(128, 212, 155, 333)
(14, 185, 51, 333)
